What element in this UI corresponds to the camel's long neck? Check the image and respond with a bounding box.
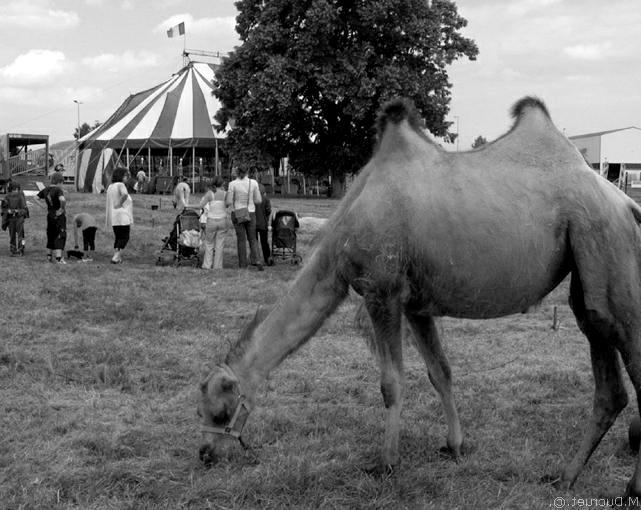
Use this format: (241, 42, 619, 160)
(234, 244, 349, 394)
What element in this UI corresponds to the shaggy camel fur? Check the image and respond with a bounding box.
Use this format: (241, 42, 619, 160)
(199, 96, 641, 497)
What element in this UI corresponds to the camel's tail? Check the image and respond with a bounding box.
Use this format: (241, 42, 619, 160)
(631, 201, 641, 225)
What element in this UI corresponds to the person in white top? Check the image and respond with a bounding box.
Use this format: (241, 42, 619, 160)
(226, 168, 263, 270)
(105, 166, 133, 264)
(135, 168, 148, 193)
(173, 176, 191, 212)
(199, 176, 229, 270)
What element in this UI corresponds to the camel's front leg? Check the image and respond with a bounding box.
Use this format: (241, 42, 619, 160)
(405, 311, 463, 460)
(364, 294, 403, 473)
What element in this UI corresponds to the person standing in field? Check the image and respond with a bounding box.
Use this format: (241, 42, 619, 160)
(1, 181, 29, 256)
(37, 171, 67, 263)
(72, 212, 97, 261)
(254, 181, 272, 266)
(105, 166, 133, 264)
(135, 168, 148, 193)
(173, 176, 191, 213)
(199, 176, 230, 270)
(226, 167, 263, 270)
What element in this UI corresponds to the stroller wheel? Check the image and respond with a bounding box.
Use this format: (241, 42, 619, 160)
(157, 251, 176, 266)
(291, 255, 302, 266)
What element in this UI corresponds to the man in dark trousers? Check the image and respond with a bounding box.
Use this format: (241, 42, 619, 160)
(37, 172, 67, 263)
(254, 182, 272, 265)
(1, 181, 29, 256)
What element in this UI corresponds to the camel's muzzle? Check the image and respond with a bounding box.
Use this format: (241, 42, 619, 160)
(201, 395, 251, 449)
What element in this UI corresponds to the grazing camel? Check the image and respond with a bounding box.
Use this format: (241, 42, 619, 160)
(199, 96, 641, 497)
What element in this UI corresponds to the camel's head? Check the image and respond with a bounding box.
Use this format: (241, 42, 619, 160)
(197, 364, 250, 467)
(197, 307, 271, 466)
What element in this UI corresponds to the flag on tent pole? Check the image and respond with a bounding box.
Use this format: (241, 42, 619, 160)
(167, 22, 185, 38)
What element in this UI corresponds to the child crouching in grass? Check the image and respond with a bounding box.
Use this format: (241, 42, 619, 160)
(72, 212, 97, 261)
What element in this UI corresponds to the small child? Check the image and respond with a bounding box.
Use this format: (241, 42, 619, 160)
(1, 181, 29, 256)
(72, 212, 97, 261)
(199, 202, 209, 250)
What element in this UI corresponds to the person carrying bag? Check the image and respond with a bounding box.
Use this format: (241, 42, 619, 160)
(232, 181, 251, 224)
(226, 168, 264, 270)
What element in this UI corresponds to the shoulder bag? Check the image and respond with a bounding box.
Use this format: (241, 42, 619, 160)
(232, 181, 251, 224)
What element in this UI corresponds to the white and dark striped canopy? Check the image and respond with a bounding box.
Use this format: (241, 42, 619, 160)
(80, 61, 225, 151)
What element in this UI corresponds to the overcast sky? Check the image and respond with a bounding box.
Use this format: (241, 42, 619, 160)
(1, 0, 639, 150)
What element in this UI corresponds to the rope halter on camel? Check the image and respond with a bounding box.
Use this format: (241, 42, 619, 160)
(200, 365, 252, 449)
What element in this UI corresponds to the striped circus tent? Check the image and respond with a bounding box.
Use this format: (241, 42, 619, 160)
(77, 61, 226, 192)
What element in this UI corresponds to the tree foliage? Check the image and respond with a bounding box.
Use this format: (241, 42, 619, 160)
(471, 135, 487, 149)
(74, 121, 101, 141)
(215, 0, 478, 178)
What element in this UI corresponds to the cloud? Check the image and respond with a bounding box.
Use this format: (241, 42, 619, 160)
(155, 14, 236, 36)
(564, 42, 613, 60)
(62, 85, 105, 104)
(0, 1, 79, 29)
(0, 84, 104, 109)
(506, 0, 562, 16)
(0, 87, 31, 103)
(82, 51, 160, 72)
(0, 49, 69, 85)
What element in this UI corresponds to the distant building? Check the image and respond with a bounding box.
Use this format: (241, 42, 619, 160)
(0, 133, 50, 191)
(569, 127, 641, 184)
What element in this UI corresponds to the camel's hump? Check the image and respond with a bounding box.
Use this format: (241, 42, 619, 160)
(510, 96, 550, 120)
(376, 98, 423, 137)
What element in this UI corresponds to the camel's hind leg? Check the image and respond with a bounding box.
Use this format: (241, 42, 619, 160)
(615, 343, 641, 498)
(404, 312, 463, 460)
(363, 293, 404, 473)
(559, 273, 629, 488)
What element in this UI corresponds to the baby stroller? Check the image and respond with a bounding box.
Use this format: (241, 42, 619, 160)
(271, 210, 302, 265)
(157, 208, 201, 267)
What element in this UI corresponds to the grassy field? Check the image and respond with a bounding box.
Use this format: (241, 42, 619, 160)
(1, 189, 639, 509)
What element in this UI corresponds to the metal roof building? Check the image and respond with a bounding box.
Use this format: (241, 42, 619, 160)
(569, 126, 641, 183)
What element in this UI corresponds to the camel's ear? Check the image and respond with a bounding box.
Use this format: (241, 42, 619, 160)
(200, 364, 211, 380)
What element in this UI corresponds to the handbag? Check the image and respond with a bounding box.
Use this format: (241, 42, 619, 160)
(232, 181, 251, 224)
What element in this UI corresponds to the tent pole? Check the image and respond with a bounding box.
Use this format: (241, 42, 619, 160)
(169, 146, 173, 177)
(148, 147, 151, 178)
(271, 165, 274, 192)
(192, 145, 195, 194)
(215, 138, 219, 176)
(126, 147, 130, 171)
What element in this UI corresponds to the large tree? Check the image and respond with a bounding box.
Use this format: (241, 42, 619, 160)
(215, 0, 478, 181)
(74, 120, 101, 141)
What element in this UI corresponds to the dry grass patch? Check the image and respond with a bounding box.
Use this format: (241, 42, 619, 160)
(0, 191, 638, 509)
